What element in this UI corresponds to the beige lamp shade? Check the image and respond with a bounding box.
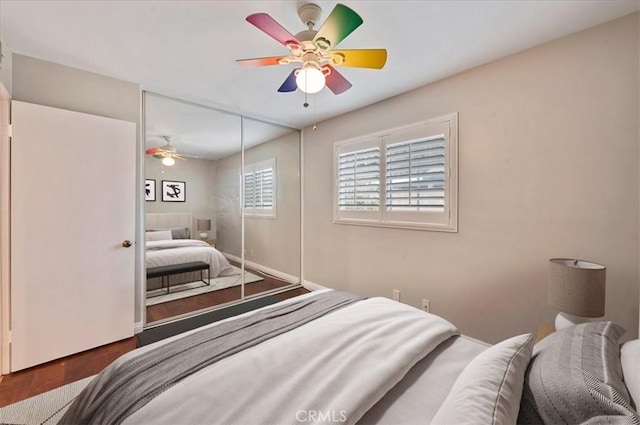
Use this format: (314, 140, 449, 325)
(548, 258, 606, 318)
(196, 219, 211, 239)
(196, 219, 211, 232)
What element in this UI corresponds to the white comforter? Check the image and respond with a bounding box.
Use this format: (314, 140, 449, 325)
(104, 290, 458, 424)
(145, 239, 236, 278)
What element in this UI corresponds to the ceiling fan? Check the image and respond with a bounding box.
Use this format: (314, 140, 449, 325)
(236, 2, 387, 95)
(145, 136, 197, 166)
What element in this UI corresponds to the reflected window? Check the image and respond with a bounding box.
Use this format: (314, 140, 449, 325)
(244, 158, 276, 219)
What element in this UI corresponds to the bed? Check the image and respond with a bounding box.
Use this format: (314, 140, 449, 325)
(145, 213, 237, 291)
(60, 289, 640, 425)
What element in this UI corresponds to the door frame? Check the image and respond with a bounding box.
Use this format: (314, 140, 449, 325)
(0, 94, 144, 375)
(0, 83, 11, 374)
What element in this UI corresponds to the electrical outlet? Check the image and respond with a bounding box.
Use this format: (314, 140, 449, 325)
(422, 299, 430, 313)
(392, 289, 401, 302)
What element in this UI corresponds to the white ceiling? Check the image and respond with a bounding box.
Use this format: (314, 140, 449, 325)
(1, 0, 638, 134)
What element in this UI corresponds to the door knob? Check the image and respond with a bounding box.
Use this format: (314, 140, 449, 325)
(122, 240, 132, 248)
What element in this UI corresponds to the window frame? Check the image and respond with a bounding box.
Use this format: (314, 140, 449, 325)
(333, 113, 458, 232)
(243, 158, 277, 219)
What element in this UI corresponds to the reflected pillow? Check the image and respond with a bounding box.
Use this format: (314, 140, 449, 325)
(145, 230, 172, 241)
(170, 227, 189, 239)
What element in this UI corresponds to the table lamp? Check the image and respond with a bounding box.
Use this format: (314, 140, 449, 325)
(196, 219, 211, 239)
(548, 258, 606, 330)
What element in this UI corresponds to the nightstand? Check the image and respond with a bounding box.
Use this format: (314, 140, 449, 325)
(204, 238, 217, 248)
(536, 323, 555, 343)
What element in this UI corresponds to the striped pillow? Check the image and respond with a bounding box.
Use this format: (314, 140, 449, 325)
(431, 333, 534, 425)
(518, 321, 639, 425)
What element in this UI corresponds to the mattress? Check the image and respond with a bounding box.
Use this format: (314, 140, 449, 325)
(145, 239, 236, 290)
(359, 335, 488, 424)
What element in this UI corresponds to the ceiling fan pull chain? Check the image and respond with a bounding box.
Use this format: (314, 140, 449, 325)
(312, 95, 318, 131)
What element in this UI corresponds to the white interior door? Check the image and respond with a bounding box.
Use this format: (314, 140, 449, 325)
(10, 101, 136, 372)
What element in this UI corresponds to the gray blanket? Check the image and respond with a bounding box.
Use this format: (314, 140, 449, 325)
(59, 290, 364, 425)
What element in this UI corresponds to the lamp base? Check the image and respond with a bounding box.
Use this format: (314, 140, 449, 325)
(199, 232, 208, 239)
(554, 312, 589, 330)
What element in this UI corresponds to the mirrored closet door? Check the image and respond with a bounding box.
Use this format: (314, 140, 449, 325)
(143, 92, 301, 326)
(242, 117, 301, 297)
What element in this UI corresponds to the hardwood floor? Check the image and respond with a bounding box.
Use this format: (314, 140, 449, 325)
(0, 337, 137, 407)
(0, 287, 308, 408)
(146, 264, 295, 323)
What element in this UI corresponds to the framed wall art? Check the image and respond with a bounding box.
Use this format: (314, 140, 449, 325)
(145, 179, 156, 202)
(162, 180, 186, 202)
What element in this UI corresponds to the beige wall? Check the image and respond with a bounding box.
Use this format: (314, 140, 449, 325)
(215, 131, 301, 279)
(11, 54, 144, 326)
(244, 131, 301, 278)
(214, 154, 242, 257)
(13, 55, 138, 123)
(0, 44, 12, 94)
(303, 13, 640, 343)
(145, 156, 217, 236)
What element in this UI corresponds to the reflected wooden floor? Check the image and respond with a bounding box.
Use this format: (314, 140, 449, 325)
(146, 264, 295, 323)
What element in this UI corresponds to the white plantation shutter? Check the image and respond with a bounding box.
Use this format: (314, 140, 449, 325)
(333, 113, 457, 232)
(243, 172, 255, 208)
(244, 158, 276, 218)
(338, 147, 380, 211)
(385, 136, 446, 212)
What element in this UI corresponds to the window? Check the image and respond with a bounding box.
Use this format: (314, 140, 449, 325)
(385, 136, 445, 212)
(337, 146, 380, 211)
(333, 113, 457, 232)
(244, 158, 276, 218)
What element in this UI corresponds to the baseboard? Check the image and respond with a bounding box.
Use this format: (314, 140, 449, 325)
(223, 253, 299, 284)
(303, 280, 327, 291)
(134, 321, 144, 334)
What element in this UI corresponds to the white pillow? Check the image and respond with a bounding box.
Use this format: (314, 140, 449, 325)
(431, 333, 534, 425)
(145, 230, 173, 241)
(621, 339, 640, 410)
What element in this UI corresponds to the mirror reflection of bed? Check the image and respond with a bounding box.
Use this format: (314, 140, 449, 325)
(144, 213, 296, 323)
(144, 92, 301, 326)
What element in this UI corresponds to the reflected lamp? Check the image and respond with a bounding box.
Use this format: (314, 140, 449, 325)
(196, 219, 211, 239)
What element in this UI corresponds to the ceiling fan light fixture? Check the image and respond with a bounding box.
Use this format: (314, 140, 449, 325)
(162, 156, 175, 166)
(296, 65, 325, 94)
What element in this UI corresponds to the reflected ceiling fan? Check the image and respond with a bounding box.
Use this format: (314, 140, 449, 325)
(236, 2, 387, 95)
(145, 136, 197, 166)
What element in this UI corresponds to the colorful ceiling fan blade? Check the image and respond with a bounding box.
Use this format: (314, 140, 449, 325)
(331, 49, 387, 69)
(145, 147, 160, 155)
(324, 65, 352, 95)
(246, 13, 301, 48)
(236, 56, 288, 68)
(313, 4, 363, 49)
(278, 69, 298, 92)
(152, 154, 164, 159)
